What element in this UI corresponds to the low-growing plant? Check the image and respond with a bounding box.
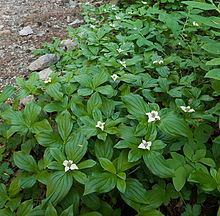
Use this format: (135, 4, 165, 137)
(0, 0, 220, 215)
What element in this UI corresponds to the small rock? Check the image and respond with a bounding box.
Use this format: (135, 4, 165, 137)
(0, 30, 11, 36)
(68, 19, 84, 26)
(69, 0, 77, 8)
(61, 39, 77, 51)
(19, 26, 33, 36)
(38, 68, 53, 80)
(36, 31, 45, 37)
(28, 54, 60, 71)
(0, 25, 4, 30)
(0, 50, 4, 57)
(20, 95, 34, 106)
(67, 16, 71, 23)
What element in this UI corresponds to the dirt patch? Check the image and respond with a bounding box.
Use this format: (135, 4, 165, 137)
(0, 0, 87, 89)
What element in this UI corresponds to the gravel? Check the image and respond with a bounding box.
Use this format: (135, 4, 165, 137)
(0, 0, 86, 89)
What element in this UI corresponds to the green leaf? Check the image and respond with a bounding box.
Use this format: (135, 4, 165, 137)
(122, 178, 149, 204)
(182, 1, 217, 10)
(45, 203, 57, 216)
(87, 92, 102, 114)
(143, 151, 174, 178)
(99, 158, 116, 174)
(44, 102, 65, 112)
(202, 43, 220, 55)
(159, 111, 192, 138)
(32, 119, 53, 134)
(35, 132, 62, 148)
(17, 200, 33, 216)
(0, 86, 15, 104)
(116, 150, 138, 172)
(122, 94, 149, 120)
(96, 85, 115, 97)
(45, 171, 73, 205)
(78, 88, 93, 96)
(151, 140, 166, 151)
(126, 55, 143, 66)
(173, 166, 187, 191)
(189, 170, 217, 192)
(0, 184, 8, 208)
(81, 212, 102, 216)
(23, 102, 41, 126)
(46, 83, 63, 101)
(65, 133, 88, 163)
(20, 175, 36, 188)
(117, 178, 126, 193)
(78, 159, 96, 169)
(72, 171, 88, 184)
(84, 172, 117, 195)
(60, 205, 74, 216)
(1, 109, 24, 125)
(82, 194, 101, 211)
(50, 148, 66, 162)
(206, 58, 220, 66)
(92, 71, 108, 88)
(128, 149, 142, 162)
(6, 125, 27, 138)
(205, 69, 220, 80)
(14, 151, 38, 172)
(56, 111, 73, 142)
(94, 137, 113, 160)
(199, 158, 215, 167)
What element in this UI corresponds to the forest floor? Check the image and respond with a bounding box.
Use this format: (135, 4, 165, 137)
(0, 0, 87, 89)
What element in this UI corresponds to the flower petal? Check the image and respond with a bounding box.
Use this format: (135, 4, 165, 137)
(148, 116, 155, 123)
(63, 160, 69, 166)
(138, 143, 146, 149)
(70, 164, 79, 170)
(65, 166, 70, 172)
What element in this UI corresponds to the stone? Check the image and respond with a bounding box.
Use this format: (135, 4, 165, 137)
(38, 68, 53, 80)
(0, 50, 4, 57)
(19, 26, 33, 36)
(20, 95, 34, 106)
(68, 19, 84, 26)
(28, 54, 60, 71)
(69, 0, 77, 8)
(0, 30, 11, 36)
(60, 39, 77, 51)
(0, 25, 4, 30)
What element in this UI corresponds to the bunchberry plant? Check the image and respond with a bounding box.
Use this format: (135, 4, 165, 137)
(0, 0, 220, 215)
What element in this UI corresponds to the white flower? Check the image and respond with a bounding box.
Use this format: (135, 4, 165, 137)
(63, 160, 79, 172)
(116, 48, 123, 53)
(90, 24, 96, 29)
(142, 1, 147, 4)
(112, 5, 117, 10)
(146, 110, 160, 123)
(153, 60, 163, 64)
(138, 140, 152, 150)
(115, 15, 121, 20)
(119, 60, 126, 68)
(96, 121, 105, 131)
(180, 106, 195, 113)
(110, 23, 115, 28)
(111, 74, 119, 81)
(193, 21, 199, 27)
(44, 77, 52, 84)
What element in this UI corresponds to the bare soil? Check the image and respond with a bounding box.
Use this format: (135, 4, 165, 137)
(0, 0, 86, 89)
